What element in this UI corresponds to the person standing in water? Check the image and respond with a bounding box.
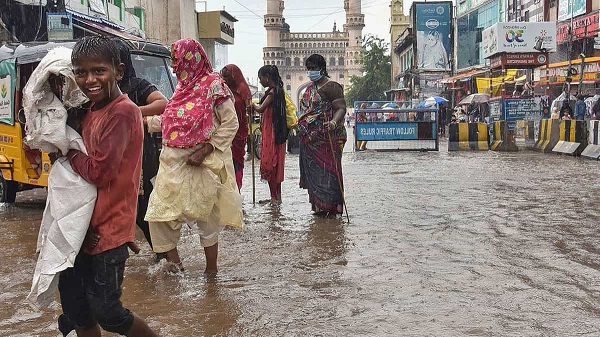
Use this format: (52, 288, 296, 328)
(145, 38, 242, 275)
(220, 64, 251, 191)
(253, 65, 288, 204)
(297, 54, 347, 216)
(59, 35, 158, 337)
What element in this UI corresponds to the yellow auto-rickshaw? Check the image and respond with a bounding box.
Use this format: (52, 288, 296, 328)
(0, 39, 175, 202)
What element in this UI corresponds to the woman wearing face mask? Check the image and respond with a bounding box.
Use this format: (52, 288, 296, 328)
(297, 54, 347, 216)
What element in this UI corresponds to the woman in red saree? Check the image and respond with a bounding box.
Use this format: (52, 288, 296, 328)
(253, 65, 288, 204)
(298, 54, 347, 215)
(221, 64, 251, 190)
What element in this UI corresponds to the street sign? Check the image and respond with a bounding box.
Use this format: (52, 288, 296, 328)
(46, 13, 73, 41)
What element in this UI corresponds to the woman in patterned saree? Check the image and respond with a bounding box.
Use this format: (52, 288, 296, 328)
(298, 54, 347, 216)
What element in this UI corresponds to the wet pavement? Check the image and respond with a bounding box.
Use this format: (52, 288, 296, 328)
(1, 131, 600, 336)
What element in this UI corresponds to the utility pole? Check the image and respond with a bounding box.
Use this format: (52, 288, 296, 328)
(576, 26, 587, 96)
(565, 0, 574, 98)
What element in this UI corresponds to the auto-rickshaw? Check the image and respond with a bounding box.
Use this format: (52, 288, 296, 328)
(0, 39, 175, 202)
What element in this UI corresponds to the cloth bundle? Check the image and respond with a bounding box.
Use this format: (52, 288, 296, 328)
(22, 46, 87, 154)
(23, 47, 96, 308)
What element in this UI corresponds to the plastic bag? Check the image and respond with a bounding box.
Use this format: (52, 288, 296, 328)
(284, 91, 298, 129)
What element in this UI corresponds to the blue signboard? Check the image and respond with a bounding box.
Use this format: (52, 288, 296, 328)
(501, 98, 541, 131)
(414, 2, 452, 70)
(355, 122, 436, 141)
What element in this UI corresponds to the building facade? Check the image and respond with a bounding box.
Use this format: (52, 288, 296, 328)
(390, 0, 410, 89)
(391, 1, 453, 101)
(1, 0, 146, 43)
(263, 0, 364, 104)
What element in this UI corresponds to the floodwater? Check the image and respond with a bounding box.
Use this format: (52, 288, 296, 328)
(1, 131, 599, 337)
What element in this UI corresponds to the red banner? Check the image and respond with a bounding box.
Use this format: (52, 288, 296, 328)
(556, 11, 599, 44)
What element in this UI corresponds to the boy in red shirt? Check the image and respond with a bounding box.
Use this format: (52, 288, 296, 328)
(57, 36, 158, 337)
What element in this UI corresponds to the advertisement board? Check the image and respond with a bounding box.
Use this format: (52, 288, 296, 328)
(482, 22, 557, 58)
(414, 2, 452, 70)
(0, 59, 16, 125)
(558, 0, 586, 22)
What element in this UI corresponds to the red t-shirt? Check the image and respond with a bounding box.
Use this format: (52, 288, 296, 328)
(71, 94, 143, 255)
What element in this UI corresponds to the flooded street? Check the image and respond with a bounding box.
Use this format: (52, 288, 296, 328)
(1, 131, 600, 336)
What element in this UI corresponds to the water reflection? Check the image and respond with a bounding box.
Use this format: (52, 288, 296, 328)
(306, 217, 347, 266)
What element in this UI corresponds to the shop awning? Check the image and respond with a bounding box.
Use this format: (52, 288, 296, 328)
(67, 10, 125, 30)
(438, 69, 488, 84)
(475, 69, 518, 94)
(71, 12, 142, 41)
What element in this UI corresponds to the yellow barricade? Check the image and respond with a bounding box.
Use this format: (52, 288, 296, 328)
(534, 119, 561, 153)
(448, 122, 488, 151)
(552, 120, 587, 156)
(490, 121, 518, 151)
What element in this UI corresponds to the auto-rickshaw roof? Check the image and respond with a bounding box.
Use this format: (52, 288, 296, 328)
(0, 39, 170, 65)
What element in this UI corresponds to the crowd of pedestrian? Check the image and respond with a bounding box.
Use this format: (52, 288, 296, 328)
(24, 35, 349, 337)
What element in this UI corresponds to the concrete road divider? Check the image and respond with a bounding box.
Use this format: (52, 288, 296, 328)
(534, 119, 560, 153)
(490, 121, 518, 151)
(448, 123, 488, 151)
(581, 120, 600, 160)
(552, 120, 587, 156)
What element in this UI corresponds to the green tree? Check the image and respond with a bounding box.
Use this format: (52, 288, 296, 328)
(345, 35, 391, 106)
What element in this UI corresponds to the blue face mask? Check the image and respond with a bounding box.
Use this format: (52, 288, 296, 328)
(307, 70, 323, 82)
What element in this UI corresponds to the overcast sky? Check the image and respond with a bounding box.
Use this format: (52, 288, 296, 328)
(203, 0, 409, 86)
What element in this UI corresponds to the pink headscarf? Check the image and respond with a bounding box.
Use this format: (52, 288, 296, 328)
(161, 38, 230, 148)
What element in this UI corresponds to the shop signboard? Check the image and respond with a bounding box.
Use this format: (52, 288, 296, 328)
(556, 11, 598, 43)
(197, 11, 237, 45)
(501, 98, 541, 131)
(47, 13, 73, 41)
(541, 61, 600, 82)
(482, 22, 557, 58)
(558, 0, 586, 22)
(489, 52, 548, 69)
(413, 2, 452, 70)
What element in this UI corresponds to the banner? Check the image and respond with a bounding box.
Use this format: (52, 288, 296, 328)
(482, 22, 557, 58)
(0, 58, 16, 125)
(414, 2, 452, 70)
(558, 0, 586, 21)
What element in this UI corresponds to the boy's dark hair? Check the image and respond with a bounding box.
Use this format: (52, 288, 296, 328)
(258, 65, 283, 88)
(72, 35, 120, 68)
(305, 54, 329, 77)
